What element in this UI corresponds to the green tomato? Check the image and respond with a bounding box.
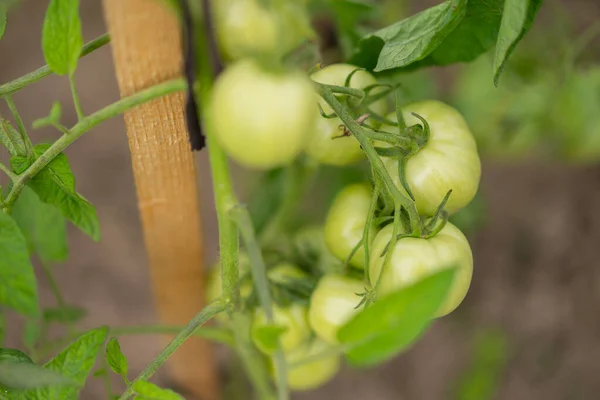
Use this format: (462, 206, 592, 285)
(214, 0, 312, 61)
(253, 303, 311, 353)
(307, 64, 387, 165)
(252, 264, 312, 353)
(369, 221, 473, 316)
(380, 100, 481, 216)
(324, 184, 377, 269)
(280, 339, 340, 391)
(210, 60, 316, 169)
(308, 274, 365, 344)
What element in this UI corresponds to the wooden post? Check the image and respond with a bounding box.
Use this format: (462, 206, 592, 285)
(102, 1, 218, 399)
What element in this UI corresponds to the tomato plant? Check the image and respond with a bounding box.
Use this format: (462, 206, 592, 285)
(0, 0, 548, 398)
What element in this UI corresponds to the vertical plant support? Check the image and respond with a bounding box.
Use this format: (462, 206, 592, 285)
(102, 1, 218, 398)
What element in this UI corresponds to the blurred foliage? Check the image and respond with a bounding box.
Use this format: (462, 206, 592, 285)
(451, 14, 600, 164)
(452, 328, 509, 400)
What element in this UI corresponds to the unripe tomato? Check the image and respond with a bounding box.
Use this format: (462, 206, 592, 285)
(308, 274, 365, 344)
(253, 303, 311, 353)
(324, 184, 377, 269)
(210, 60, 316, 169)
(252, 264, 312, 353)
(213, 0, 312, 61)
(278, 339, 340, 391)
(307, 64, 387, 165)
(369, 221, 473, 316)
(380, 101, 481, 216)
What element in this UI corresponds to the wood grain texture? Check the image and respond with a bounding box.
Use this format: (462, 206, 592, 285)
(102, 1, 218, 398)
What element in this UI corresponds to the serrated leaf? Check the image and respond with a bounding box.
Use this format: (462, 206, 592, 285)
(132, 380, 184, 400)
(0, 4, 6, 40)
(42, 0, 83, 75)
(351, 0, 467, 72)
(12, 187, 68, 264)
(338, 268, 456, 367)
(493, 0, 543, 85)
(407, 0, 504, 69)
(22, 320, 41, 351)
(11, 144, 100, 241)
(105, 338, 128, 381)
(0, 348, 33, 364)
(0, 362, 74, 390)
(43, 306, 86, 324)
(251, 324, 287, 355)
(0, 211, 39, 317)
(0, 118, 26, 157)
(19, 326, 108, 399)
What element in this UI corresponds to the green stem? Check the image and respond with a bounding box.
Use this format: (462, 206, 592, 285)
(118, 301, 226, 400)
(316, 83, 420, 235)
(110, 325, 234, 347)
(230, 206, 289, 400)
(4, 96, 34, 156)
(0, 34, 110, 96)
(1, 78, 186, 208)
(324, 84, 364, 99)
(69, 74, 85, 120)
(0, 161, 16, 181)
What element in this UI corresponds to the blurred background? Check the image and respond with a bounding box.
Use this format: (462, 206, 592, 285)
(1, 0, 600, 399)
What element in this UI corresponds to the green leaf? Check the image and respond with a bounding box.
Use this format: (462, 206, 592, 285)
(251, 324, 287, 355)
(0, 4, 6, 41)
(0, 211, 39, 317)
(338, 268, 456, 367)
(0, 348, 33, 364)
(407, 0, 504, 69)
(105, 338, 128, 381)
(0, 362, 74, 390)
(22, 320, 41, 351)
(351, 0, 467, 72)
(329, 0, 377, 59)
(12, 187, 68, 264)
(32, 102, 63, 129)
(11, 144, 101, 241)
(493, 0, 543, 85)
(21, 326, 108, 399)
(42, 0, 83, 76)
(0, 117, 26, 157)
(132, 380, 184, 400)
(91, 367, 106, 378)
(43, 306, 86, 324)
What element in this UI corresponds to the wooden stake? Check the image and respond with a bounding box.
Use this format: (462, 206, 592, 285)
(102, 1, 218, 398)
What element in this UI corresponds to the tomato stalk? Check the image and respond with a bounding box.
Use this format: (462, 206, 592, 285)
(315, 83, 420, 236)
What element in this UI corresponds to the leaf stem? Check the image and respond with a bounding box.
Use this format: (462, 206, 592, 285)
(69, 74, 85, 120)
(109, 325, 234, 347)
(4, 96, 34, 156)
(118, 300, 226, 400)
(230, 205, 289, 400)
(0, 34, 110, 96)
(0, 161, 16, 181)
(1, 78, 186, 208)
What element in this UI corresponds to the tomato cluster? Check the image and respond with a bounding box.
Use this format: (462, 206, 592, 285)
(208, 0, 481, 391)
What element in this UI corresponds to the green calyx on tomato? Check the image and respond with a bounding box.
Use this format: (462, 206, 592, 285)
(369, 221, 473, 317)
(380, 100, 481, 216)
(276, 339, 340, 391)
(308, 274, 366, 344)
(210, 60, 317, 169)
(324, 183, 378, 270)
(307, 64, 388, 166)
